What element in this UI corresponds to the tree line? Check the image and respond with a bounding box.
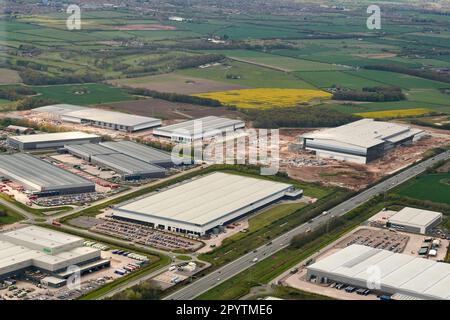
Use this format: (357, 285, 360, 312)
(332, 86, 406, 102)
(125, 87, 224, 107)
(243, 107, 360, 129)
(364, 64, 450, 84)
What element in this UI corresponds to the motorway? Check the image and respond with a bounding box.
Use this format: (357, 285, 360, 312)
(164, 150, 450, 300)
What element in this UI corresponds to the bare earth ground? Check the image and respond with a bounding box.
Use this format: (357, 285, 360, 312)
(279, 128, 450, 191)
(108, 73, 247, 94)
(97, 98, 245, 120)
(0, 68, 22, 84)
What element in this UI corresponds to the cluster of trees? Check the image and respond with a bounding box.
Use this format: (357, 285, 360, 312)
(0, 86, 36, 101)
(16, 97, 57, 111)
(126, 87, 224, 107)
(332, 86, 405, 102)
(243, 107, 360, 128)
(109, 281, 162, 300)
(409, 117, 450, 131)
(18, 69, 103, 85)
(364, 64, 450, 84)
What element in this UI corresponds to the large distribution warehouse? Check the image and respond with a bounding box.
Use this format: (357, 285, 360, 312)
(386, 207, 442, 235)
(65, 143, 167, 180)
(7, 131, 100, 151)
(0, 154, 95, 196)
(301, 119, 424, 164)
(153, 116, 245, 142)
(33, 104, 161, 132)
(0, 226, 109, 281)
(100, 140, 188, 167)
(112, 172, 302, 236)
(306, 244, 450, 300)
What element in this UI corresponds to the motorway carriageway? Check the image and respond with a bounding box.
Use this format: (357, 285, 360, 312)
(164, 150, 450, 300)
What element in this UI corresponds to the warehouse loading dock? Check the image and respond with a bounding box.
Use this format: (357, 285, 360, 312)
(65, 143, 166, 181)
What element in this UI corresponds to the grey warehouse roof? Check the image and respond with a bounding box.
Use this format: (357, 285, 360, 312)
(388, 207, 442, 228)
(307, 244, 450, 300)
(65, 143, 119, 156)
(303, 119, 423, 149)
(114, 172, 293, 226)
(154, 116, 244, 137)
(91, 153, 165, 175)
(0, 154, 94, 192)
(100, 141, 179, 165)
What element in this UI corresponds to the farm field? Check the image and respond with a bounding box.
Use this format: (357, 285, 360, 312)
(31, 84, 135, 105)
(177, 61, 315, 89)
(108, 73, 247, 94)
(200, 49, 344, 72)
(97, 98, 244, 120)
(354, 108, 433, 119)
(0, 68, 22, 84)
(395, 172, 450, 205)
(193, 88, 332, 109)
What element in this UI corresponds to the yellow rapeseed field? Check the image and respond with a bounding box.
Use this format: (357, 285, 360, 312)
(354, 108, 432, 119)
(193, 88, 332, 109)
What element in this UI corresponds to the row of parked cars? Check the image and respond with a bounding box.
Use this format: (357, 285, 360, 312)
(331, 283, 371, 296)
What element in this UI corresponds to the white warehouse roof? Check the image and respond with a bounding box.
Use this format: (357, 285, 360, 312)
(63, 108, 161, 127)
(33, 104, 161, 131)
(153, 116, 245, 140)
(114, 172, 294, 228)
(307, 244, 450, 300)
(0, 226, 101, 276)
(388, 207, 442, 229)
(9, 131, 99, 144)
(302, 119, 423, 149)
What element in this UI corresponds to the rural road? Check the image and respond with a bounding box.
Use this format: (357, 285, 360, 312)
(164, 150, 450, 300)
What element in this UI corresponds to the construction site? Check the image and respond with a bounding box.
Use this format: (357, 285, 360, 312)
(279, 127, 450, 190)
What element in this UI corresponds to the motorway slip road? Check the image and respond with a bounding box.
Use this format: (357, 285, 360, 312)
(164, 150, 450, 300)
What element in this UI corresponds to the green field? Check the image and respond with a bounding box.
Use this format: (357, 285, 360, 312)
(177, 61, 315, 89)
(199, 49, 344, 72)
(32, 84, 135, 105)
(395, 173, 450, 205)
(0, 204, 24, 225)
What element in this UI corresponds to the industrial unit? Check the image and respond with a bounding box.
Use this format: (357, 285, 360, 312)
(65, 143, 167, 180)
(112, 172, 302, 236)
(90, 153, 166, 181)
(64, 143, 119, 162)
(306, 244, 450, 300)
(7, 131, 100, 151)
(152, 116, 245, 142)
(100, 140, 188, 167)
(300, 119, 425, 164)
(33, 104, 161, 132)
(0, 154, 95, 196)
(386, 207, 442, 235)
(0, 226, 109, 281)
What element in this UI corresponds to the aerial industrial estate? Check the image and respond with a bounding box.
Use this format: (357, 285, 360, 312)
(0, 0, 449, 305)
